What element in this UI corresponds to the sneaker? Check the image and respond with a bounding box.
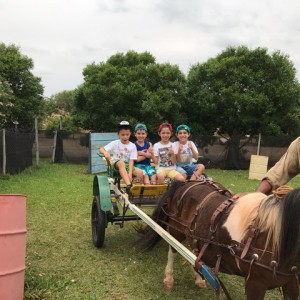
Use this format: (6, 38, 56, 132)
(125, 184, 133, 196)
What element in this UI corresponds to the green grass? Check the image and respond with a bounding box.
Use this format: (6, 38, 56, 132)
(1, 161, 300, 299)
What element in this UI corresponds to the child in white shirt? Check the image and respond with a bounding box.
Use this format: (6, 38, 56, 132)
(152, 122, 185, 184)
(99, 121, 143, 192)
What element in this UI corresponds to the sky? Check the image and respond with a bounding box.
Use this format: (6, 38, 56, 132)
(1, 0, 300, 97)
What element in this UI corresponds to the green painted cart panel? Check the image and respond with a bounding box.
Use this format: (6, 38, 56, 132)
(93, 175, 112, 212)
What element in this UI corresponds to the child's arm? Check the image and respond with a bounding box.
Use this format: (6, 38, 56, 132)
(168, 146, 176, 165)
(175, 144, 183, 162)
(145, 143, 154, 158)
(136, 150, 149, 162)
(151, 153, 158, 165)
(188, 142, 199, 161)
(99, 146, 111, 161)
(151, 144, 158, 165)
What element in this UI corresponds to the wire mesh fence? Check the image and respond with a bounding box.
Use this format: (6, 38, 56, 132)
(0, 127, 297, 175)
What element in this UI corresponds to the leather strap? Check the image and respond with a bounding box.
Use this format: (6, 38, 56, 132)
(214, 254, 222, 277)
(210, 198, 234, 232)
(176, 181, 206, 211)
(217, 276, 233, 300)
(189, 190, 219, 232)
(195, 243, 209, 270)
(241, 217, 260, 259)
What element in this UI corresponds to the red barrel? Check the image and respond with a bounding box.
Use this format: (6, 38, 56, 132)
(0, 194, 26, 300)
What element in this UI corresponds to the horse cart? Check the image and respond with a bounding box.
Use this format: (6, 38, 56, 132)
(91, 159, 168, 248)
(91, 157, 220, 291)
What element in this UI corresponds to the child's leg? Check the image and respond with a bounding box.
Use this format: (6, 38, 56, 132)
(156, 170, 166, 184)
(169, 170, 185, 182)
(116, 161, 131, 185)
(176, 166, 187, 180)
(143, 175, 150, 185)
(190, 164, 205, 180)
(134, 168, 144, 183)
(174, 173, 186, 182)
(150, 174, 157, 184)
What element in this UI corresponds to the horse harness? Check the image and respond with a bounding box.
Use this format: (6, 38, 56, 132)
(164, 179, 300, 299)
(165, 179, 236, 299)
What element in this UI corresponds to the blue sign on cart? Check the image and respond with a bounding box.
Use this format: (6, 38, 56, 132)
(89, 132, 118, 174)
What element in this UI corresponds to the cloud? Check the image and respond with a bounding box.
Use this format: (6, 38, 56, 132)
(0, 0, 300, 96)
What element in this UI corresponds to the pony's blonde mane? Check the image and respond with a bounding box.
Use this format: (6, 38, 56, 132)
(223, 193, 266, 242)
(257, 195, 281, 258)
(224, 192, 281, 258)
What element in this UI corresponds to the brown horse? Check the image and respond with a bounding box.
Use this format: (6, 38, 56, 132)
(138, 178, 300, 300)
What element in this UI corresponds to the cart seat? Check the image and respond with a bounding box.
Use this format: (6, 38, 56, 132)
(130, 184, 168, 199)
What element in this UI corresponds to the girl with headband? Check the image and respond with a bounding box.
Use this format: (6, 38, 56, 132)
(152, 122, 185, 184)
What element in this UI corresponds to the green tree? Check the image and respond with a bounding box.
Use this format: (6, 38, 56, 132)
(74, 51, 186, 134)
(186, 46, 300, 169)
(44, 90, 75, 115)
(0, 79, 14, 127)
(0, 43, 44, 128)
(41, 90, 79, 131)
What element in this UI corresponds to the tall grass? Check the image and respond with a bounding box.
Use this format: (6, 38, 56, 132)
(1, 161, 299, 299)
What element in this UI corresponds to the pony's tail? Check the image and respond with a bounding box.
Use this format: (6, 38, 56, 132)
(135, 181, 183, 251)
(279, 188, 300, 264)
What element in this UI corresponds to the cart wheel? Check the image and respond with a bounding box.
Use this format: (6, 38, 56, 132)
(91, 196, 106, 248)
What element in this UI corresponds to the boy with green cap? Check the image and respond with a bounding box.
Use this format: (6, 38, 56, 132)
(134, 123, 157, 184)
(173, 124, 205, 180)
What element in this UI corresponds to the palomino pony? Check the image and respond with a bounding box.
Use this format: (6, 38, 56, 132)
(138, 178, 300, 300)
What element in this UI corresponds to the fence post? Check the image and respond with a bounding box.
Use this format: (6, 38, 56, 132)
(257, 133, 261, 155)
(2, 129, 6, 175)
(52, 130, 57, 163)
(35, 118, 39, 168)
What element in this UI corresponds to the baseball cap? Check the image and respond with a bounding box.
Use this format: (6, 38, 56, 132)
(176, 124, 191, 133)
(134, 123, 147, 132)
(117, 120, 132, 131)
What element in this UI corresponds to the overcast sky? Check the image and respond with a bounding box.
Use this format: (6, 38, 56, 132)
(1, 0, 300, 97)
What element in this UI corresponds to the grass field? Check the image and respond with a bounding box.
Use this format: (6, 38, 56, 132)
(1, 161, 300, 299)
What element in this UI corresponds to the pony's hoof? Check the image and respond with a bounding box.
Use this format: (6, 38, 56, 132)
(163, 278, 174, 289)
(195, 279, 207, 289)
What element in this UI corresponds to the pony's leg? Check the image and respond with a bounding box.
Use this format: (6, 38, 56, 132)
(191, 266, 207, 288)
(163, 246, 175, 289)
(245, 281, 266, 300)
(282, 279, 299, 300)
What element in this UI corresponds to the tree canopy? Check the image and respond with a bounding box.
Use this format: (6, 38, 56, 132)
(43, 90, 75, 115)
(185, 46, 300, 168)
(73, 50, 187, 134)
(186, 46, 300, 137)
(41, 90, 79, 131)
(0, 43, 44, 128)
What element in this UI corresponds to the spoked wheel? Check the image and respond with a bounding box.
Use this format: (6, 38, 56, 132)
(91, 196, 106, 248)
